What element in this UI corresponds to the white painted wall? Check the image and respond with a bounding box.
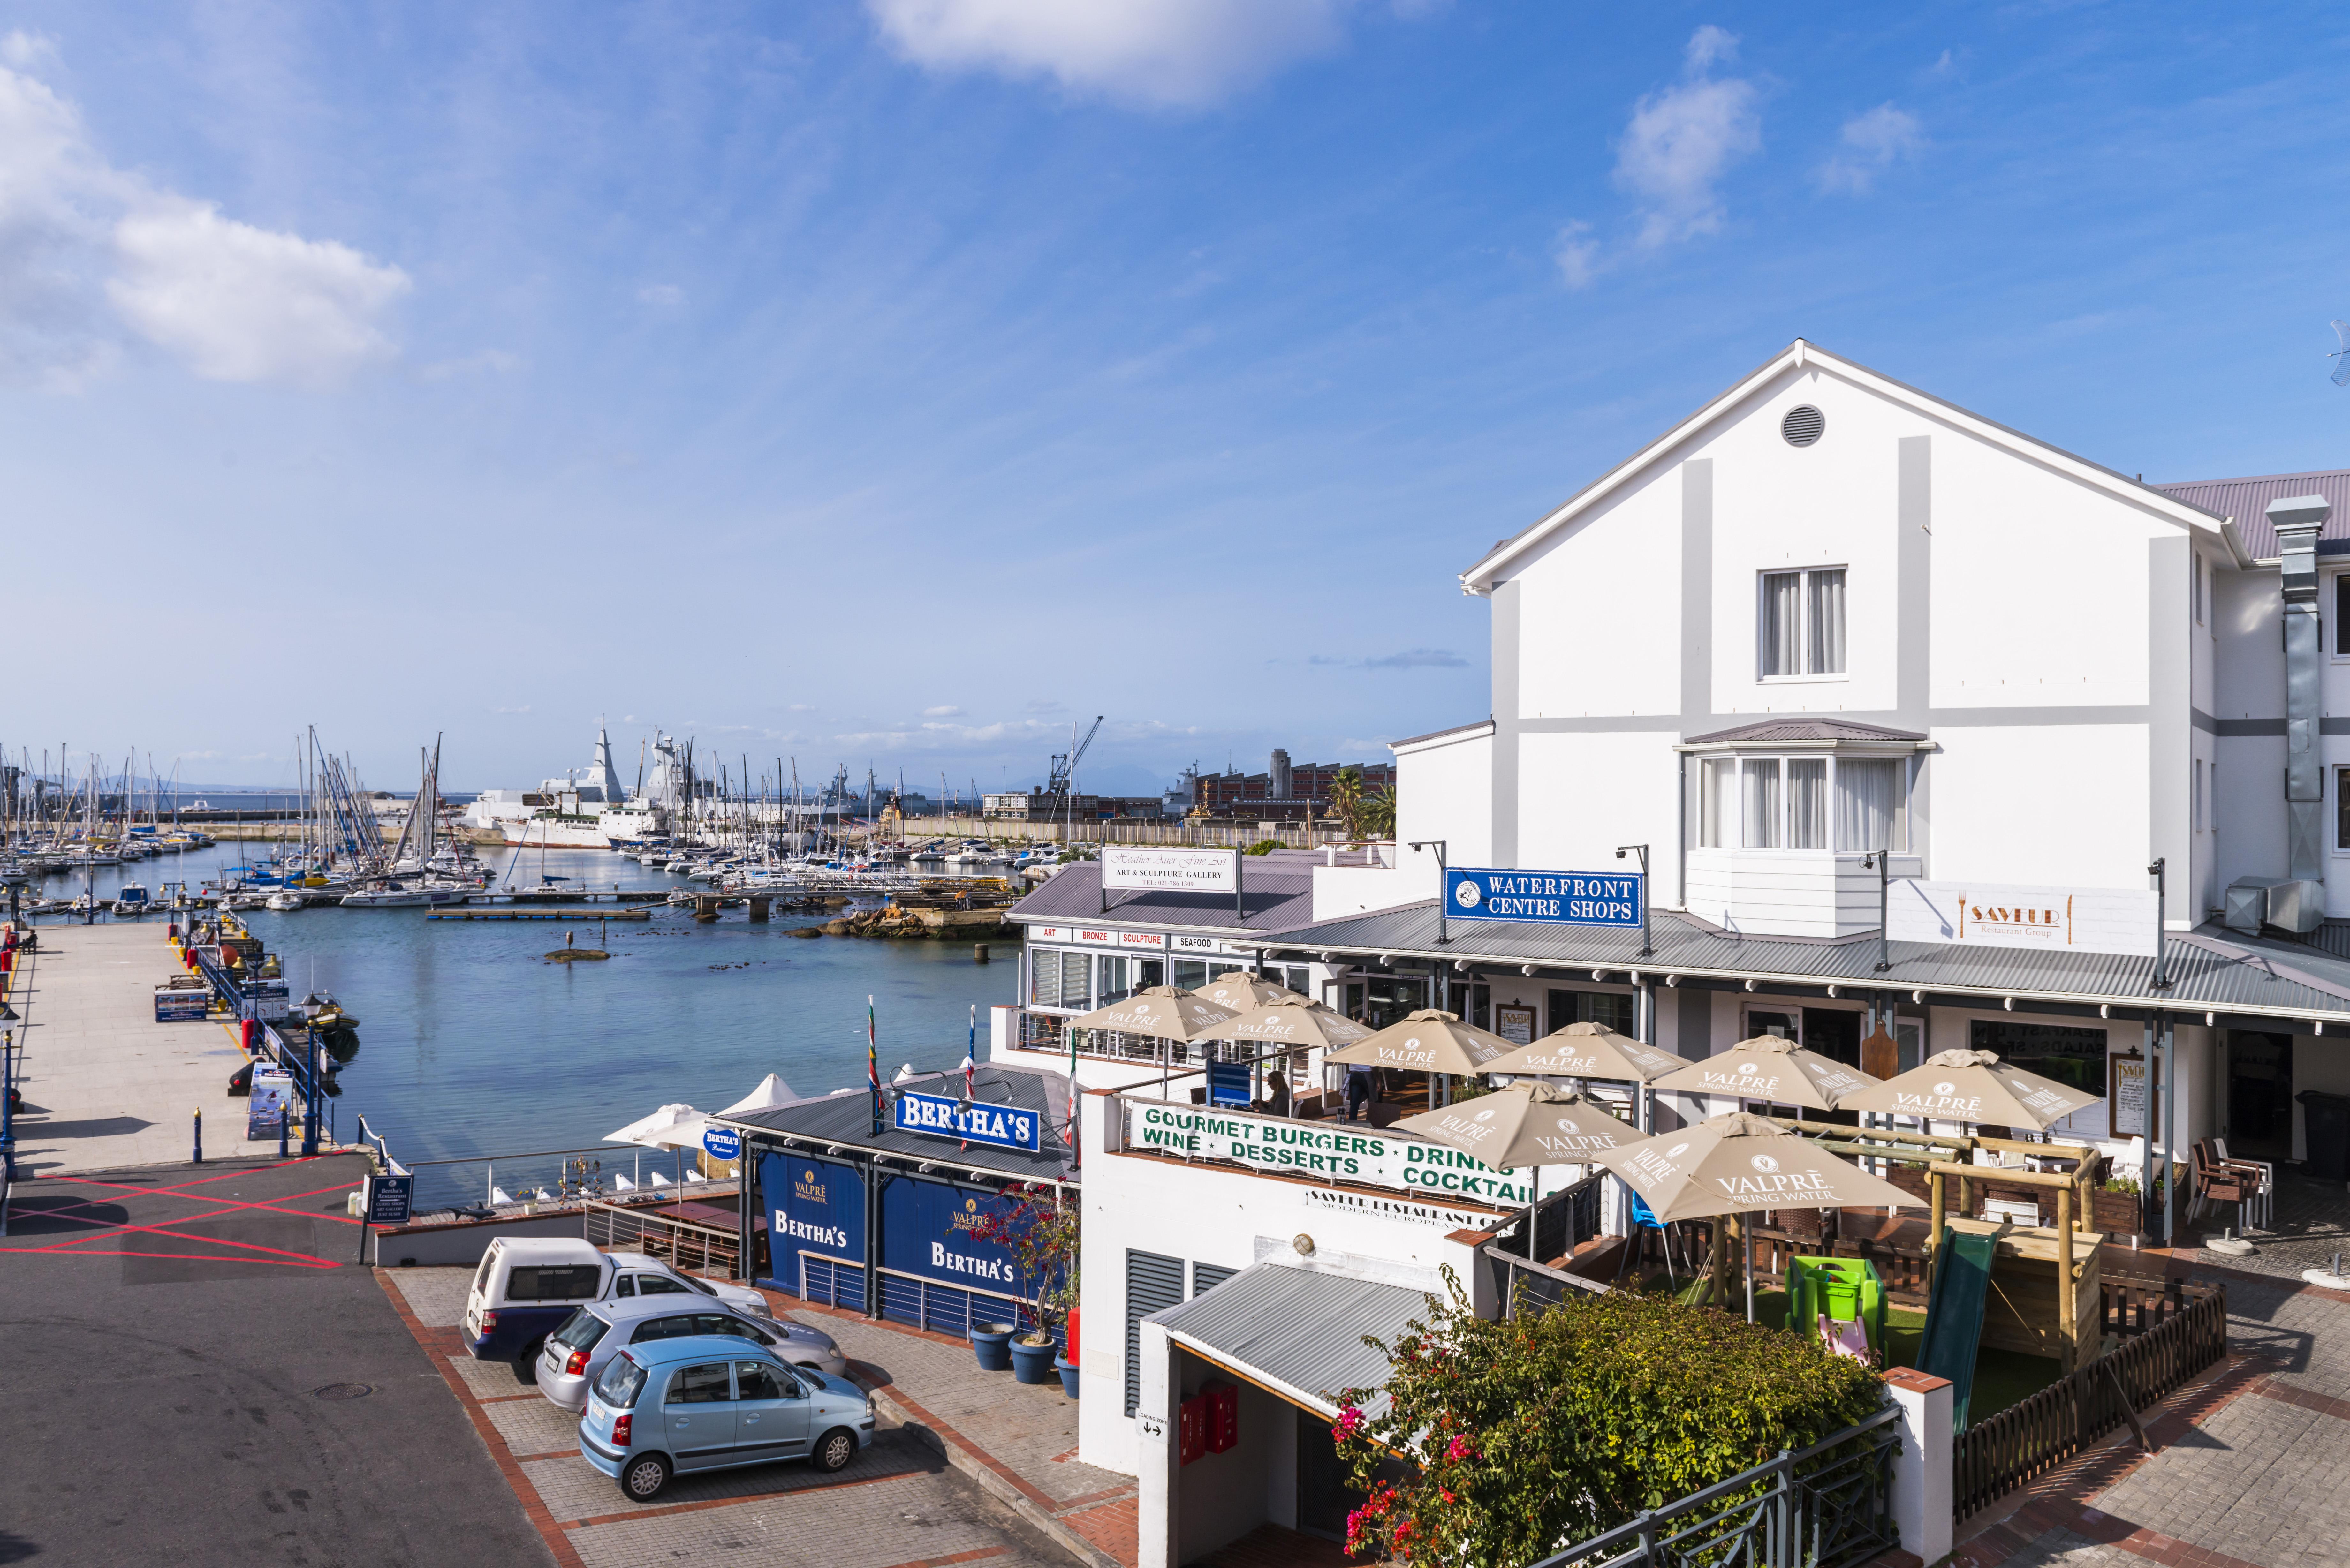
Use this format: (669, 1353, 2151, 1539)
(1928, 724, 2153, 889)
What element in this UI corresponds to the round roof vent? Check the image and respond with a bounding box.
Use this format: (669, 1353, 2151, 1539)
(1781, 405, 1825, 447)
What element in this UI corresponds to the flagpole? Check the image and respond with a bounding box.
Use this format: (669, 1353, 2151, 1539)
(868, 994, 880, 1135)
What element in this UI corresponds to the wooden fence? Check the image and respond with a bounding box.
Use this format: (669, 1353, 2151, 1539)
(1954, 1281, 2227, 1519)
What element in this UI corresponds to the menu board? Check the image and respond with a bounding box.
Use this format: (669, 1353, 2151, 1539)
(1496, 1005, 1537, 1046)
(2110, 1052, 2149, 1139)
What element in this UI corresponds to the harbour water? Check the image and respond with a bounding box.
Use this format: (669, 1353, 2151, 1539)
(29, 843, 1016, 1208)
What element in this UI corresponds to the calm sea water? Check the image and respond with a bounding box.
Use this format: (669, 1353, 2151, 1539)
(35, 843, 1015, 1207)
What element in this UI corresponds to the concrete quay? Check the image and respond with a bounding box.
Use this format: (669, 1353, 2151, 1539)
(7, 919, 256, 1177)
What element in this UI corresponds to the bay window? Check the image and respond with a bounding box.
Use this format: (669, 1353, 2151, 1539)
(1695, 753, 1911, 851)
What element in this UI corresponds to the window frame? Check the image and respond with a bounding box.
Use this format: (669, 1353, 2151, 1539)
(1756, 565, 1849, 682)
(1693, 751, 1912, 853)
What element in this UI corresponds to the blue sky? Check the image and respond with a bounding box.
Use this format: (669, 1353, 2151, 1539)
(7, 2, 2350, 798)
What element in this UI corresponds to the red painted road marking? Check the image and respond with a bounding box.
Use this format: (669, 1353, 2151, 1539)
(0, 1160, 357, 1268)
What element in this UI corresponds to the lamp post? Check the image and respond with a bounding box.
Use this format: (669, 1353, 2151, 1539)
(1614, 844, 1651, 958)
(2147, 858, 2171, 990)
(1410, 839, 1450, 946)
(1862, 849, 1892, 973)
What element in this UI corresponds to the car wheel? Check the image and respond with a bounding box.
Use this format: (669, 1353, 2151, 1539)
(620, 1451, 672, 1501)
(514, 1339, 543, 1385)
(812, 1428, 856, 1473)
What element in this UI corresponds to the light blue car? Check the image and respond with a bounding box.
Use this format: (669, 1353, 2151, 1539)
(578, 1335, 876, 1501)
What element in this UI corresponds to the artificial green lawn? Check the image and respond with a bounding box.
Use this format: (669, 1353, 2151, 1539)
(1704, 1287, 2064, 1422)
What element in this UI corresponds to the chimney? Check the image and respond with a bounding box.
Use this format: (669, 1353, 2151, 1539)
(2229, 494, 2331, 934)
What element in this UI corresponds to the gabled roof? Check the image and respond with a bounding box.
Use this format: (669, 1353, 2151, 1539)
(1681, 717, 1928, 747)
(2152, 468, 2350, 562)
(1462, 340, 2226, 593)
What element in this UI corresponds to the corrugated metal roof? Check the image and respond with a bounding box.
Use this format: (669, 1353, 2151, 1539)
(724, 1063, 1078, 1181)
(1148, 1262, 1428, 1417)
(2153, 468, 2350, 560)
(1007, 861, 1320, 935)
(1249, 901, 2350, 1022)
(1683, 717, 1927, 745)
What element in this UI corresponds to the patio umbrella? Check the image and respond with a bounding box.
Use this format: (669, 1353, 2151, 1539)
(1323, 1009, 1517, 1076)
(606, 1103, 702, 1147)
(1195, 1002, 1373, 1052)
(1590, 1111, 1922, 1319)
(1648, 1035, 1881, 1113)
(1834, 1049, 2102, 1132)
(1196, 970, 1314, 1010)
(1479, 1021, 1693, 1084)
(1063, 985, 1239, 1043)
(1389, 1083, 1639, 1168)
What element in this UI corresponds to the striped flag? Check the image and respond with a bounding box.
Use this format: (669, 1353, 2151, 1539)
(867, 994, 881, 1135)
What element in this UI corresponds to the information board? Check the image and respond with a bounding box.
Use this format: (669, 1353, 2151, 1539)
(364, 1174, 413, 1225)
(1206, 1062, 1253, 1109)
(1444, 868, 1643, 928)
(2110, 1052, 2149, 1139)
(1103, 847, 1239, 894)
(246, 1071, 292, 1141)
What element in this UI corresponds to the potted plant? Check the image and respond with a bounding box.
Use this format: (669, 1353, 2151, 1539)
(970, 1182, 1080, 1388)
(970, 1318, 1016, 1371)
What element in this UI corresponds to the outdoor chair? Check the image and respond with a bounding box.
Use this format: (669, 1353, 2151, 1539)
(2210, 1138, 2275, 1231)
(1614, 1192, 1686, 1287)
(2189, 1139, 2252, 1231)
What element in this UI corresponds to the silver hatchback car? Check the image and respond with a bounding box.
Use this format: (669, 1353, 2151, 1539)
(539, 1295, 847, 1412)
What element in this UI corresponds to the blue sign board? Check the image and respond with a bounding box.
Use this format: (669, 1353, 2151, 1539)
(763, 1152, 865, 1282)
(1207, 1061, 1253, 1109)
(702, 1124, 742, 1162)
(1444, 867, 1644, 927)
(364, 1174, 413, 1225)
(880, 1175, 1023, 1294)
(892, 1090, 1042, 1153)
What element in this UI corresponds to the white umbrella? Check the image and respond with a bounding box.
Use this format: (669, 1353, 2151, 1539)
(606, 1102, 703, 1148)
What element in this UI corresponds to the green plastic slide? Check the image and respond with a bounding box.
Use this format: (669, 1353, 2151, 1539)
(1787, 1255, 1887, 1360)
(1917, 1229, 1997, 1430)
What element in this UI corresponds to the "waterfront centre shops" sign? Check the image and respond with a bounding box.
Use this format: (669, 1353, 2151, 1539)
(1444, 867, 1644, 927)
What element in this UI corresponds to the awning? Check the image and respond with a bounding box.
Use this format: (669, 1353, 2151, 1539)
(1148, 1262, 1428, 1418)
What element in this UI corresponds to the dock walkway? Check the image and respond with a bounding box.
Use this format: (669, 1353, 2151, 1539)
(8, 920, 255, 1175)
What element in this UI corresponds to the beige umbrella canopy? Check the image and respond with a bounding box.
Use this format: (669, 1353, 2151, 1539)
(1481, 1021, 1693, 1084)
(1196, 1002, 1373, 1051)
(1064, 985, 1239, 1042)
(1196, 970, 1314, 1011)
(1648, 1035, 1880, 1112)
(1836, 1049, 2101, 1131)
(1390, 1083, 1640, 1169)
(1324, 1009, 1516, 1076)
(1591, 1111, 1924, 1222)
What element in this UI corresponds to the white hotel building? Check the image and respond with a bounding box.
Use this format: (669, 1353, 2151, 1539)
(994, 341, 2350, 1565)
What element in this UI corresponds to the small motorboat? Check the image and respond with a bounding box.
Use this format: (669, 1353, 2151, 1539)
(112, 884, 152, 917)
(264, 891, 305, 912)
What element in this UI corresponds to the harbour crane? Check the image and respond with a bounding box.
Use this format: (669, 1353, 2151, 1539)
(1048, 716, 1103, 797)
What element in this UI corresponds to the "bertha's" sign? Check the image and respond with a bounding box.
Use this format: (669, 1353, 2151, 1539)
(893, 1090, 1043, 1153)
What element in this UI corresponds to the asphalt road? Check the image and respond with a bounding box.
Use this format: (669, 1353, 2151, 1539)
(0, 1152, 555, 1568)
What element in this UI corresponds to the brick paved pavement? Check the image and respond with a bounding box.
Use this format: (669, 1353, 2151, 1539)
(378, 1268, 1083, 1568)
(2179, 1170, 2350, 1282)
(775, 1293, 1140, 1568)
(1943, 1267, 2350, 1568)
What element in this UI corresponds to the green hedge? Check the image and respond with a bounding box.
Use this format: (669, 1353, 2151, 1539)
(1335, 1274, 1884, 1565)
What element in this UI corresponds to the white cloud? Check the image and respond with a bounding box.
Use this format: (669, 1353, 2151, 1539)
(418, 348, 522, 381)
(865, 0, 1352, 108)
(491, 704, 532, 715)
(1553, 220, 1600, 289)
(1613, 27, 1762, 248)
(0, 42, 408, 390)
(923, 704, 964, 717)
(638, 283, 683, 306)
(1817, 103, 1922, 196)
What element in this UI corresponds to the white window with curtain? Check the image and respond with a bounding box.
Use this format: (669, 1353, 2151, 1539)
(1757, 566, 1847, 679)
(1696, 753, 1910, 851)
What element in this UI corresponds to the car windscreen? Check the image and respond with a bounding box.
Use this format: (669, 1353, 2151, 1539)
(551, 1309, 609, 1352)
(593, 1354, 646, 1409)
(678, 1274, 716, 1296)
(505, 1264, 603, 1302)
